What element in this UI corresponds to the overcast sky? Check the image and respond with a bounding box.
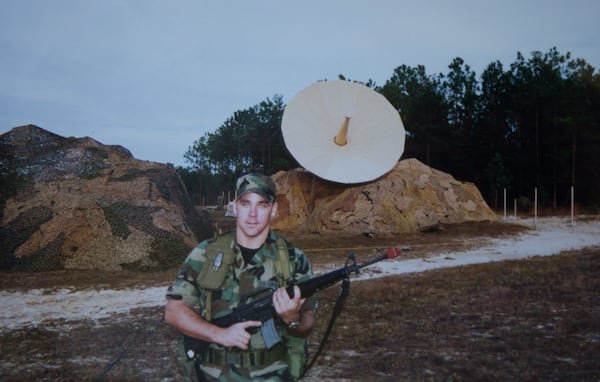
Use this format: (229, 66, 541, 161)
(1, 1, 599, 166)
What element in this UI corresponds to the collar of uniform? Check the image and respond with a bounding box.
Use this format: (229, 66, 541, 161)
(265, 230, 279, 245)
(233, 231, 279, 267)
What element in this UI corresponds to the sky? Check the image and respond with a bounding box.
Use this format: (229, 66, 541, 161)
(1, 1, 599, 167)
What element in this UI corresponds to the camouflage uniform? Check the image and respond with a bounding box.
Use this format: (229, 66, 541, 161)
(166, 230, 317, 382)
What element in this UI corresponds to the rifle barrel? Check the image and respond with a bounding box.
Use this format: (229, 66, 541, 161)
(291, 252, 389, 299)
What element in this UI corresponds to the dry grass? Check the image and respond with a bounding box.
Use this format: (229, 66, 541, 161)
(307, 247, 599, 381)
(0, 220, 598, 381)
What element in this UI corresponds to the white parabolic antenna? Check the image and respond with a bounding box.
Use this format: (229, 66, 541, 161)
(282, 80, 406, 184)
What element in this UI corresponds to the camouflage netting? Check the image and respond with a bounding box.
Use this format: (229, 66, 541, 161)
(272, 158, 499, 234)
(0, 125, 213, 272)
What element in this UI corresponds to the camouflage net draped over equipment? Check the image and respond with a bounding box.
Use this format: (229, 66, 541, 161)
(0, 125, 212, 272)
(0, 206, 55, 270)
(99, 201, 189, 271)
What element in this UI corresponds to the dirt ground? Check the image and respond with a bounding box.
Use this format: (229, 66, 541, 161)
(0, 216, 599, 381)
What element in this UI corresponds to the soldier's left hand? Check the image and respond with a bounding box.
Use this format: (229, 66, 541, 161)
(273, 285, 305, 325)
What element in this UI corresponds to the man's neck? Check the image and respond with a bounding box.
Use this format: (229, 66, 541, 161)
(235, 227, 269, 249)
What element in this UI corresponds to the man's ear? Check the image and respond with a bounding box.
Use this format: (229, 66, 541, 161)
(271, 202, 278, 218)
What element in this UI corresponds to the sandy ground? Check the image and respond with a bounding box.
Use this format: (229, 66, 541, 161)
(1, 216, 599, 332)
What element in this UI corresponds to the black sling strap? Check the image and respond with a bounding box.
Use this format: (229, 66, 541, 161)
(301, 272, 352, 379)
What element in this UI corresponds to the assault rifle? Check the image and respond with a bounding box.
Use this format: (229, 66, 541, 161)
(184, 248, 401, 360)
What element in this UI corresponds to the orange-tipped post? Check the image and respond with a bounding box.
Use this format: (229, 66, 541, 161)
(334, 116, 351, 146)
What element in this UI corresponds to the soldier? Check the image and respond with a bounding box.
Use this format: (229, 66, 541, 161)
(165, 173, 317, 381)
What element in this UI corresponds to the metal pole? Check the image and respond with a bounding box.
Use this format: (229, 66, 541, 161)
(534, 187, 537, 227)
(503, 188, 507, 219)
(571, 186, 575, 227)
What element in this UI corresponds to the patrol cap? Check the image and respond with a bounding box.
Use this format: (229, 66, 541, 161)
(236, 173, 277, 202)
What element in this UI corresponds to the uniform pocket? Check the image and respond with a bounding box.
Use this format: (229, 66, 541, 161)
(197, 249, 236, 290)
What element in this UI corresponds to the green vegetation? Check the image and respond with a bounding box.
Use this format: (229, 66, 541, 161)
(181, 48, 600, 210)
(181, 95, 295, 205)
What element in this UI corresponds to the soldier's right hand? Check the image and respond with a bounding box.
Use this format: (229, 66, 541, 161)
(218, 320, 262, 350)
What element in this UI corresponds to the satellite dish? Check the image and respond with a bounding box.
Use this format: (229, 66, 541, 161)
(282, 80, 406, 184)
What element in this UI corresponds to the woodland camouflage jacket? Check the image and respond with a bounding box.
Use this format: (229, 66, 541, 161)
(166, 230, 317, 378)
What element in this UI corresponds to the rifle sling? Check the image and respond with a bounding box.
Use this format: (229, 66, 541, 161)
(302, 276, 351, 378)
(275, 237, 291, 286)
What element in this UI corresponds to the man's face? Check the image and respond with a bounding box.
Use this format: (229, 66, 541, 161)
(234, 192, 276, 242)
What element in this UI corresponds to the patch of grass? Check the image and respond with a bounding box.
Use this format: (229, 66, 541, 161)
(0, 222, 598, 381)
(308, 248, 600, 381)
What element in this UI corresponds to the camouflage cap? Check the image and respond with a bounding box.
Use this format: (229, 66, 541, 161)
(236, 173, 277, 202)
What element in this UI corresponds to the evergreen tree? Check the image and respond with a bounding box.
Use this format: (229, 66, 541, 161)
(181, 48, 600, 209)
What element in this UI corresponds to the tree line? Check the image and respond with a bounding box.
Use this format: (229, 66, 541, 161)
(180, 48, 600, 211)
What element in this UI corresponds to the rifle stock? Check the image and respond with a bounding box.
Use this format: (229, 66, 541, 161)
(183, 248, 401, 359)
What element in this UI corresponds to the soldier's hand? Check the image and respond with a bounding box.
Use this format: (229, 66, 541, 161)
(273, 286, 305, 325)
(219, 320, 261, 350)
